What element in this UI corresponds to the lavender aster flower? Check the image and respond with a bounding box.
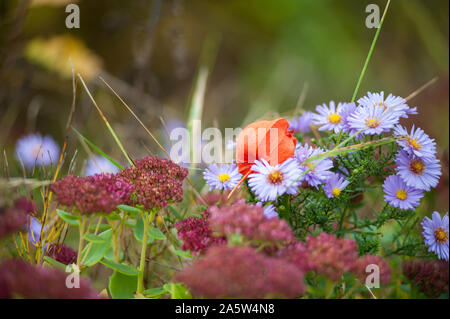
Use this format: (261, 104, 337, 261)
(357, 91, 417, 119)
(15, 133, 60, 169)
(347, 105, 399, 135)
(323, 173, 350, 198)
(248, 158, 302, 202)
(294, 144, 333, 189)
(256, 202, 279, 219)
(382, 175, 424, 210)
(203, 164, 242, 191)
(395, 150, 441, 191)
(340, 102, 358, 134)
(84, 155, 119, 176)
(393, 125, 436, 159)
(27, 216, 45, 247)
(421, 211, 449, 261)
(311, 101, 345, 133)
(263, 204, 278, 219)
(289, 112, 312, 133)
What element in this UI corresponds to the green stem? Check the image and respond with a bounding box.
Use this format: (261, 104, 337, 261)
(113, 222, 119, 262)
(137, 210, 156, 294)
(338, 207, 349, 236)
(76, 216, 86, 267)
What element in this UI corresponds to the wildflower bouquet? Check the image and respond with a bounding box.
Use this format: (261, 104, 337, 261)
(0, 0, 448, 301)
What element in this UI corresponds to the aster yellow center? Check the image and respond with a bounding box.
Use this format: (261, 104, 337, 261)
(218, 173, 230, 183)
(407, 138, 422, 151)
(409, 159, 425, 175)
(306, 162, 316, 172)
(267, 170, 284, 185)
(434, 227, 449, 244)
(332, 187, 341, 197)
(328, 113, 341, 124)
(396, 189, 408, 201)
(365, 118, 380, 128)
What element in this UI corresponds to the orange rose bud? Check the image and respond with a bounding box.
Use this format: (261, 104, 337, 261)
(236, 118, 297, 176)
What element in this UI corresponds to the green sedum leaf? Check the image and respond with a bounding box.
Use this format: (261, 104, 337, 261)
(148, 226, 166, 240)
(163, 283, 192, 299)
(100, 259, 139, 276)
(133, 217, 154, 244)
(56, 209, 79, 226)
(81, 229, 112, 267)
(108, 271, 138, 299)
(84, 233, 106, 243)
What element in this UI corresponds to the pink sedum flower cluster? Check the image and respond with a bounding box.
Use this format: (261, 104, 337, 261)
(51, 173, 133, 215)
(175, 210, 226, 254)
(176, 246, 305, 299)
(208, 200, 296, 250)
(46, 243, 77, 266)
(0, 198, 36, 239)
(279, 233, 391, 284)
(0, 259, 103, 299)
(352, 254, 391, 286)
(118, 156, 188, 210)
(402, 259, 449, 297)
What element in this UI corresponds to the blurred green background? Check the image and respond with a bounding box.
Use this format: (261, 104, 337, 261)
(0, 0, 448, 212)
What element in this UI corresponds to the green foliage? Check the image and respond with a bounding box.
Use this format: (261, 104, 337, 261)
(100, 259, 139, 276)
(163, 283, 192, 299)
(108, 271, 138, 299)
(80, 229, 113, 267)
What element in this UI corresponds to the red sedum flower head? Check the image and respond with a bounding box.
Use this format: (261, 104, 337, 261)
(46, 243, 78, 266)
(280, 233, 359, 281)
(402, 259, 449, 298)
(352, 254, 391, 286)
(208, 200, 296, 251)
(0, 259, 103, 299)
(51, 173, 133, 215)
(176, 246, 305, 299)
(118, 156, 188, 210)
(0, 198, 35, 239)
(175, 210, 226, 255)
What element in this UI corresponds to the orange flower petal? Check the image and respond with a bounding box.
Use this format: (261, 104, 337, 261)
(236, 118, 296, 175)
